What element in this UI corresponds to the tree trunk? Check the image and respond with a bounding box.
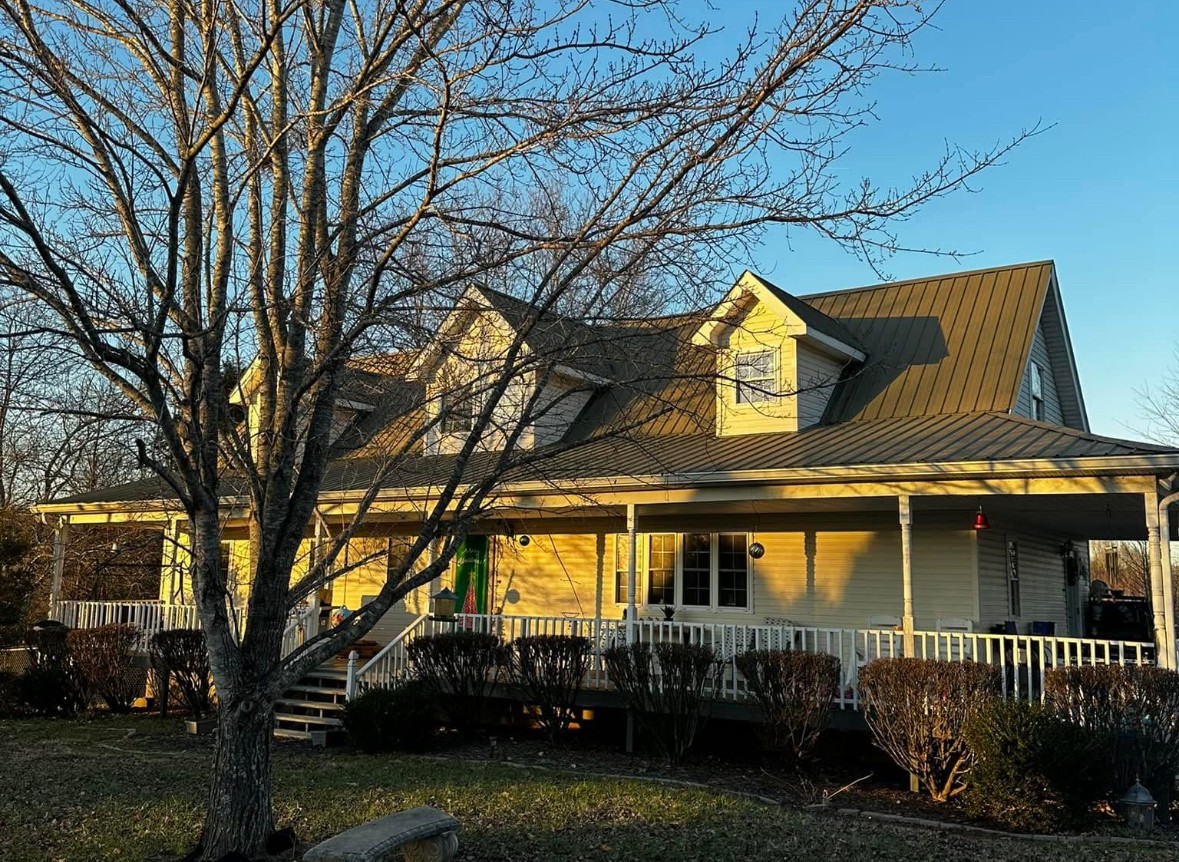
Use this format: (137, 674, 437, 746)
(200, 697, 276, 859)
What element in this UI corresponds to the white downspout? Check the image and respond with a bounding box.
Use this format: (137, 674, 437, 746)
(626, 503, 637, 645)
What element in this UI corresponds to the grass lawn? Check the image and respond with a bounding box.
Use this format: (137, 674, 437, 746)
(0, 716, 1169, 862)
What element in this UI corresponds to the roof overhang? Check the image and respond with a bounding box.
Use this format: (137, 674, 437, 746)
(32, 452, 1179, 519)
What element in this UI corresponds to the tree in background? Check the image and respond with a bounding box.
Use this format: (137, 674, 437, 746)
(0, 1, 1034, 856)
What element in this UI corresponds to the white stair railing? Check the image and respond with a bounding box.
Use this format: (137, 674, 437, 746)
(348, 613, 431, 698)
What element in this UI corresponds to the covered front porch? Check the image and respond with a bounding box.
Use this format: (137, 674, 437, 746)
(39, 468, 1179, 710)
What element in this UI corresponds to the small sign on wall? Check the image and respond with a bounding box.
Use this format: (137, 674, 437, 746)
(1006, 539, 1021, 618)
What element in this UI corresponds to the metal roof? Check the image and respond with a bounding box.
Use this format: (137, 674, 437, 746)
(51, 412, 1179, 507)
(804, 261, 1055, 423)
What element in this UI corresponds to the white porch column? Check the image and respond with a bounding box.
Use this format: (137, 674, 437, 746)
(626, 503, 637, 644)
(1157, 490, 1179, 668)
(899, 496, 915, 655)
(593, 532, 605, 641)
(1145, 492, 1170, 669)
(163, 517, 184, 604)
(48, 516, 69, 619)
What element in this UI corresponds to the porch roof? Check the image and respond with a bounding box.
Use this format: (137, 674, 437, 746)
(41, 410, 1179, 510)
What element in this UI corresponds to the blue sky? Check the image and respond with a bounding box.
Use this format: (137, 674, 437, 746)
(721, 1, 1176, 438)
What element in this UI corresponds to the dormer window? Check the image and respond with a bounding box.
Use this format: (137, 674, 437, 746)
(734, 350, 777, 404)
(441, 390, 478, 435)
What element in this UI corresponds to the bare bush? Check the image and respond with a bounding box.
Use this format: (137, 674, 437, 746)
(736, 650, 840, 765)
(151, 630, 213, 719)
(859, 658, 1000, 801)
(408, 632, 506, 735)
(66, 623, 140, 713)
(511, 635, 591, 744)
(604, 641, 717, 765)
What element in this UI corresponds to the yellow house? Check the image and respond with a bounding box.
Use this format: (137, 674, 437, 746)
(35, 260, 1179, 734)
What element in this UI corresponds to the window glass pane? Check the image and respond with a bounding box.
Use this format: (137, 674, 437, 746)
(614, 534, 631, 604)
(734, 351, 775, 405)
(646, 534, 676, 605)
(717, 533, 748, 608)
(682, 532, 711, 607)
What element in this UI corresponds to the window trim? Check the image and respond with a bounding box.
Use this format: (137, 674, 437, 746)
(614, 532, 753, 614)
(733, 349, 778, 406)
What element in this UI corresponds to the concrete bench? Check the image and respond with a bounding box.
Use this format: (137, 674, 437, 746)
(303, 806, 460, 862)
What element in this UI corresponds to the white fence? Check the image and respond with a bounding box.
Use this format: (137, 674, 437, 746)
(52, 599, 261, 651)
(349, 612, 1154, 709)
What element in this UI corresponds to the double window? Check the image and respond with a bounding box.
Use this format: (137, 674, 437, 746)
(734, 350, 776, 405)
(614, 532, 751, 610)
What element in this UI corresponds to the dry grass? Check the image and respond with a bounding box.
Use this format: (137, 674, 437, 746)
(0, 716, 1172, 862)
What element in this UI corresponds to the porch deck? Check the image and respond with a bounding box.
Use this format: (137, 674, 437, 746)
(50, 601, 1156, 710)
(350, 612, 1156, 709)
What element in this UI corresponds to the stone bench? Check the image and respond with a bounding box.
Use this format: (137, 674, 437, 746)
(303, 806, 460, 862)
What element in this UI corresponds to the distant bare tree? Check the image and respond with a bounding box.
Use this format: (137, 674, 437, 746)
(0, 1, 1035, 855)
(1139, 349, 1179, 446)
(1089, 540, 1149, 597)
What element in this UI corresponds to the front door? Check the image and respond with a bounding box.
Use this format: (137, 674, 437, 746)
(453, 536, 490, 615)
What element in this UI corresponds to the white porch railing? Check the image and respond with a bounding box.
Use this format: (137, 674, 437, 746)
(347, 612, 1155, 710)
(53, 599, 250, 647)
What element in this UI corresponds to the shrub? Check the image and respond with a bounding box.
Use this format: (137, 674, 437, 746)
(735, 649, 839, 765)
(407, 631, 506, 734)
(964, 698, 1108, 832)
(67, 624, 140, 713)
(603, 641, 717, 765)
(151, 629, 214, 718)
(0, 669, 21, 718)
(343, 682, 439, 752)
(15, 665, 88, 717)
(1045, 664, 1179, 817)
(511, 635, 591, 743)
(18, 622, 86, 716)
(858, 658, 1000, 801)
(25, 621, 70, 670)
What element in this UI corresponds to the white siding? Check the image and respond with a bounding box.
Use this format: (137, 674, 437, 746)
(532, 377, 593, 447)
(1014, 319, 1064, 424)
(795, 342, 845, 427)
(977, 527, 1069, 633)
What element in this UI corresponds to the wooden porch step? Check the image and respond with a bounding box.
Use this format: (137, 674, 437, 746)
(275, 698, 344, 714)
(286, 683, 349, 697)
(275, 712, 344, 729)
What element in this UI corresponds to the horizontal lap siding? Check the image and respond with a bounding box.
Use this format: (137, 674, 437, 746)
(485, 525, 976, 630)
(795, 343, 845, 427)
(753, 529, 973, 630)
(977, 527, 1069, 632)
(491, 534, 604, 619)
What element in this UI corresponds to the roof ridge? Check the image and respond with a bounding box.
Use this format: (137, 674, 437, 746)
(797, 260, 1056, 301)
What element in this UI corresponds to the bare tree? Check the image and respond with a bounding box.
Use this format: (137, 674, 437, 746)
(1139, 349, 1179, 446)
(0, 1, 1034, 855)
(0, 297, 145, 505)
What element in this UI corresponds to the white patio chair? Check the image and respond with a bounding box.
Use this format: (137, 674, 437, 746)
(867, 614, 901, 630)
(935, 617, 975, 661)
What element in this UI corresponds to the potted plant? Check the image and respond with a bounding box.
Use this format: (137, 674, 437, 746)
(661, 605, 675, 622)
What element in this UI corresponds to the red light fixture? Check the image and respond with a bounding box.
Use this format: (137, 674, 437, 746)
(972, 506, 991, 531)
